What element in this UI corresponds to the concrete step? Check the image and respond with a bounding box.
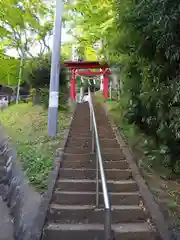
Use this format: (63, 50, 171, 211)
(96, 120, 111, 125)
(96, 125, 113, 131)
(70, 117, 89, 122)
(69, 126, 90, 131)
(68, 131, 91, 135)
(63, 153, 95, 162)
(62, 160, 95, 169)
(69, 128, 114, 135)
(68, 130, 91, 135)
(67, 139, 120, 149)
(59, 168, 132, 180)
(42, 223, 156, 240)
(62, 160, 129, 169)
(48, 204, 148, 224)
(63, 153, 126, 163)
(65, 141, 91, 149)
(68, 133, 115, 139)
(73, 113, 90, 117)
(102, 148, 125, 155)
(98, 132, 115, 137)
(70, 122, 90, 126)
(67, 136, 92, 140)
(66, 138, 91, 147)
(71, 113, 90, 117)
(69, 131, 92, 135)
(97, 128, 115, 135)
(103, 153, 126, 161)
(99, 134, 115, 139)
(55, 179, 138, 192)
(64, 147, 92, 154)
(96, 123, 111, 128)
(68, 136, 117, 141)
(100, 139, 120, 148)
(52, 191, 141, 205)
(72, 120, 90, 124)
(66, 139, 121, 150)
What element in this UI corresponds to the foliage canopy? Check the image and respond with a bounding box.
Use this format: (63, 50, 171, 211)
(0, 0, 54, 86)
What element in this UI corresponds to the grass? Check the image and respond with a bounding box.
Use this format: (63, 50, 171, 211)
(0, 103, 71, 192)
(95, 92, 180, 228)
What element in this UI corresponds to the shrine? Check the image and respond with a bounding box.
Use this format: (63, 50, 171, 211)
(64, 61, 112, 100)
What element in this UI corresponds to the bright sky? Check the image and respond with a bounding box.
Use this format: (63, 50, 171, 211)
(6, 27, 73, 57)
(32, 27, 73, 55)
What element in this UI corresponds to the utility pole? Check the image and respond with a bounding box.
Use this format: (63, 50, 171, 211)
(48, 0, 63, 136)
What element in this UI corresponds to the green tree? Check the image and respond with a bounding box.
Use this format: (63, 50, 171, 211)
(24, 53, 68, 107)
(64, 0, 115, 60)
(0, 0, 53, 58)
(0, 0, 54, 87)
(61, 43, 73, 60)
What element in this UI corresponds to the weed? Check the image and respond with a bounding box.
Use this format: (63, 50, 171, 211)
(0, 103, 71, 191)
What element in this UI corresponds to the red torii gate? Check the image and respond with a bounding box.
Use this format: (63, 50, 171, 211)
(64, 61, 112, 100)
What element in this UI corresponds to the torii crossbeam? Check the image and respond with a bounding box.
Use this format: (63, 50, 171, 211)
(64, 61, 111, 100)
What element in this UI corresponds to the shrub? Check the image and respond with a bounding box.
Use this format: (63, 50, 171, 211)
(112, 0, 180, 174)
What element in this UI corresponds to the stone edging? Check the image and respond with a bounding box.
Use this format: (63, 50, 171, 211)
(0, 136, 13, 198)
(29, 102, 77, 240)
(102, 102, 171, 240)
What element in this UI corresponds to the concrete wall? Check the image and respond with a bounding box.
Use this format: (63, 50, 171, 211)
(0, 125, 41, 240)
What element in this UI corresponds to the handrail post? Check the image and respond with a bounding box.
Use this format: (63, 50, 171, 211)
(105, 208, 112, 240)
(90, 106, 92, 131)
(89, 88, 92, 131)
(92, 123, 95, 153)
(89, 88, 94, 153)
(96, 151, 99, 208)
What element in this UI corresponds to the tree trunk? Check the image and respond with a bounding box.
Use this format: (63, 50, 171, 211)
(32, 89, 41, 105)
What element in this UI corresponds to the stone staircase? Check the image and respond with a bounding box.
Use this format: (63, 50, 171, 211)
(42, 102, 158, 240)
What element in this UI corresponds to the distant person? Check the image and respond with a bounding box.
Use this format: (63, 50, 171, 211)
(0, 97, 8, 110)
(82, 93, 90, 103)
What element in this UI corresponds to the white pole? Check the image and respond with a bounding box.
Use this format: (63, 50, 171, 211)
(16, 48, 24, 104)
(109, 80, 112, 99)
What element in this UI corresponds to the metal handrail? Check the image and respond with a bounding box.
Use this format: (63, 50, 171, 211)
(88, 88, 112, 240)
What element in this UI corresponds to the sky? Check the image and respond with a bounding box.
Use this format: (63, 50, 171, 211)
(6, 27, 73, 58)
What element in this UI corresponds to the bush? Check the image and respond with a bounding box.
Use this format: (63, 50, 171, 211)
(112, 0, 180, 174)
(24, 53, 68, 108)
(39, 88, 68, 110)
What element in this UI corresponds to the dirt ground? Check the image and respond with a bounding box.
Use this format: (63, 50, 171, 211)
(142, 170, 180, 228)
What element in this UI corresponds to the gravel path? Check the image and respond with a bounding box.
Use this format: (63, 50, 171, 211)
(0, 197, 14, 240)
